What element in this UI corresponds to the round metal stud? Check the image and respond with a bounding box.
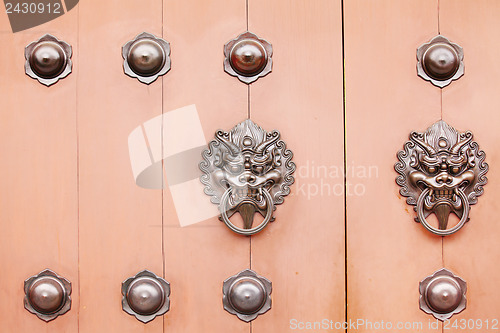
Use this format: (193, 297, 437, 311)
(25, 34, 72, 86)
(422, 43, 460, 80)
(425, 276, 462, 313)
(122, 32, 171, 85)
(28, 277, 65, 313)
(30, 42, 66, 78)
(127, 277, 165, 315)
(127, 39, 165, 76)
(24, 269, 72, 322)
(417, 35, 464, 88)
(121, 270, 170, 323)
(419, 268, 467, 321)
(230, 39, 268, 76)
(228, 277, 267, 314)
(223, 269, 271, 322)
(224, 32, 273, 84)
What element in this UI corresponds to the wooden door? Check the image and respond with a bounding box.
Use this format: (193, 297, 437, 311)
(1, 1, 499, 332)
(440, 0, 500, 328)
(0, 5, 79, 332)
(346, 1, 500, 332)
(345, 1, 443, 331)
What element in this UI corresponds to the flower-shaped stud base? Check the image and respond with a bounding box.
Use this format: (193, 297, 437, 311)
(122, 270, 170, 323)
(25, 34, 72, 86)
(223, 269, 272, 322)
(122, 32, 171, 84)
(419, 268, 467, 321)
(417, 35, 464, 88)
(24, 269, 72, 322)
(224, 32, 273, 84)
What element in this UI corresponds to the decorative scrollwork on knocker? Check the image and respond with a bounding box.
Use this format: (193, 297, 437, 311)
(200, 119, 295, 236)
(395, 120, 488, 236)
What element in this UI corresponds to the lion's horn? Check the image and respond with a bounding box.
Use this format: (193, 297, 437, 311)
(411, 133, 437, 156)
(451, 134, 472, 155)
(255, 132, 280, 154)
(216, 131, 239, 156)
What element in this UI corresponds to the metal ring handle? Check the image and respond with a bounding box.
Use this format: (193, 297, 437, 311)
(416, 187, 469, 236)
(220, 188, 274, 236)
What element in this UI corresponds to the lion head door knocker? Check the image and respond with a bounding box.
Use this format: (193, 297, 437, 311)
(395, 120, 488, 236)
(200, 120, 295, 236)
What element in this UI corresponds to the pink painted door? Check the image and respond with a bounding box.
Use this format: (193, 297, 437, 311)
(346, 1, 500, 332)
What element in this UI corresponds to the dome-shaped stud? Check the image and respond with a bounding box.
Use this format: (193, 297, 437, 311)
(121, 270, 170, 323)
(224, 32, 273, 84)
(223, 269, 271, 322)
(25, 34, 72, 86)
(24, 269, 72, 322)
(122, 32, 171, 85)
(419, 268, 467, 321)
(417, 35, 464, 88)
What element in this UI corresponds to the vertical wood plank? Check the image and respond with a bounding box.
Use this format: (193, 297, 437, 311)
(161, 0, 250, 332)
(249, 0, 345, 331)
(0, 9, 78, 333)
(345, 1, 443, 331)
(77, 0, 164, 331)
(441, 0, 500, 329)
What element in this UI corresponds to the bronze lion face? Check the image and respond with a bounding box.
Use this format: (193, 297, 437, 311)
(200, 119, 295, 235)
(395, 120, 488, 235)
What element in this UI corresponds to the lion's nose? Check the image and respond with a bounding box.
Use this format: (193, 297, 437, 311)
(436, 172, 453, 184)
(239, 173, 256, 184)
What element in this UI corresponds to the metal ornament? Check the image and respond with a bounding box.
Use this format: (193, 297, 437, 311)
(417, 35, 464, 88)
(122, 32, 171, 84)
(420, 268, 467, 321)
(200, 119, 295, 236)
(223, 269, 272, 322)
(25, 34, 72, 86)
(24, 269, 72, 322)
(395, 120, 488, 236)
(121, 270, 170, 323)
(224, 32, 273, 84)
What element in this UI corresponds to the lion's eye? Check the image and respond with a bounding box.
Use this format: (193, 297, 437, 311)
(253, 165, 264, 175)
(427, 166, 437, 174)
(227, 165, 243, 174)
(450, 166, 461, 174)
